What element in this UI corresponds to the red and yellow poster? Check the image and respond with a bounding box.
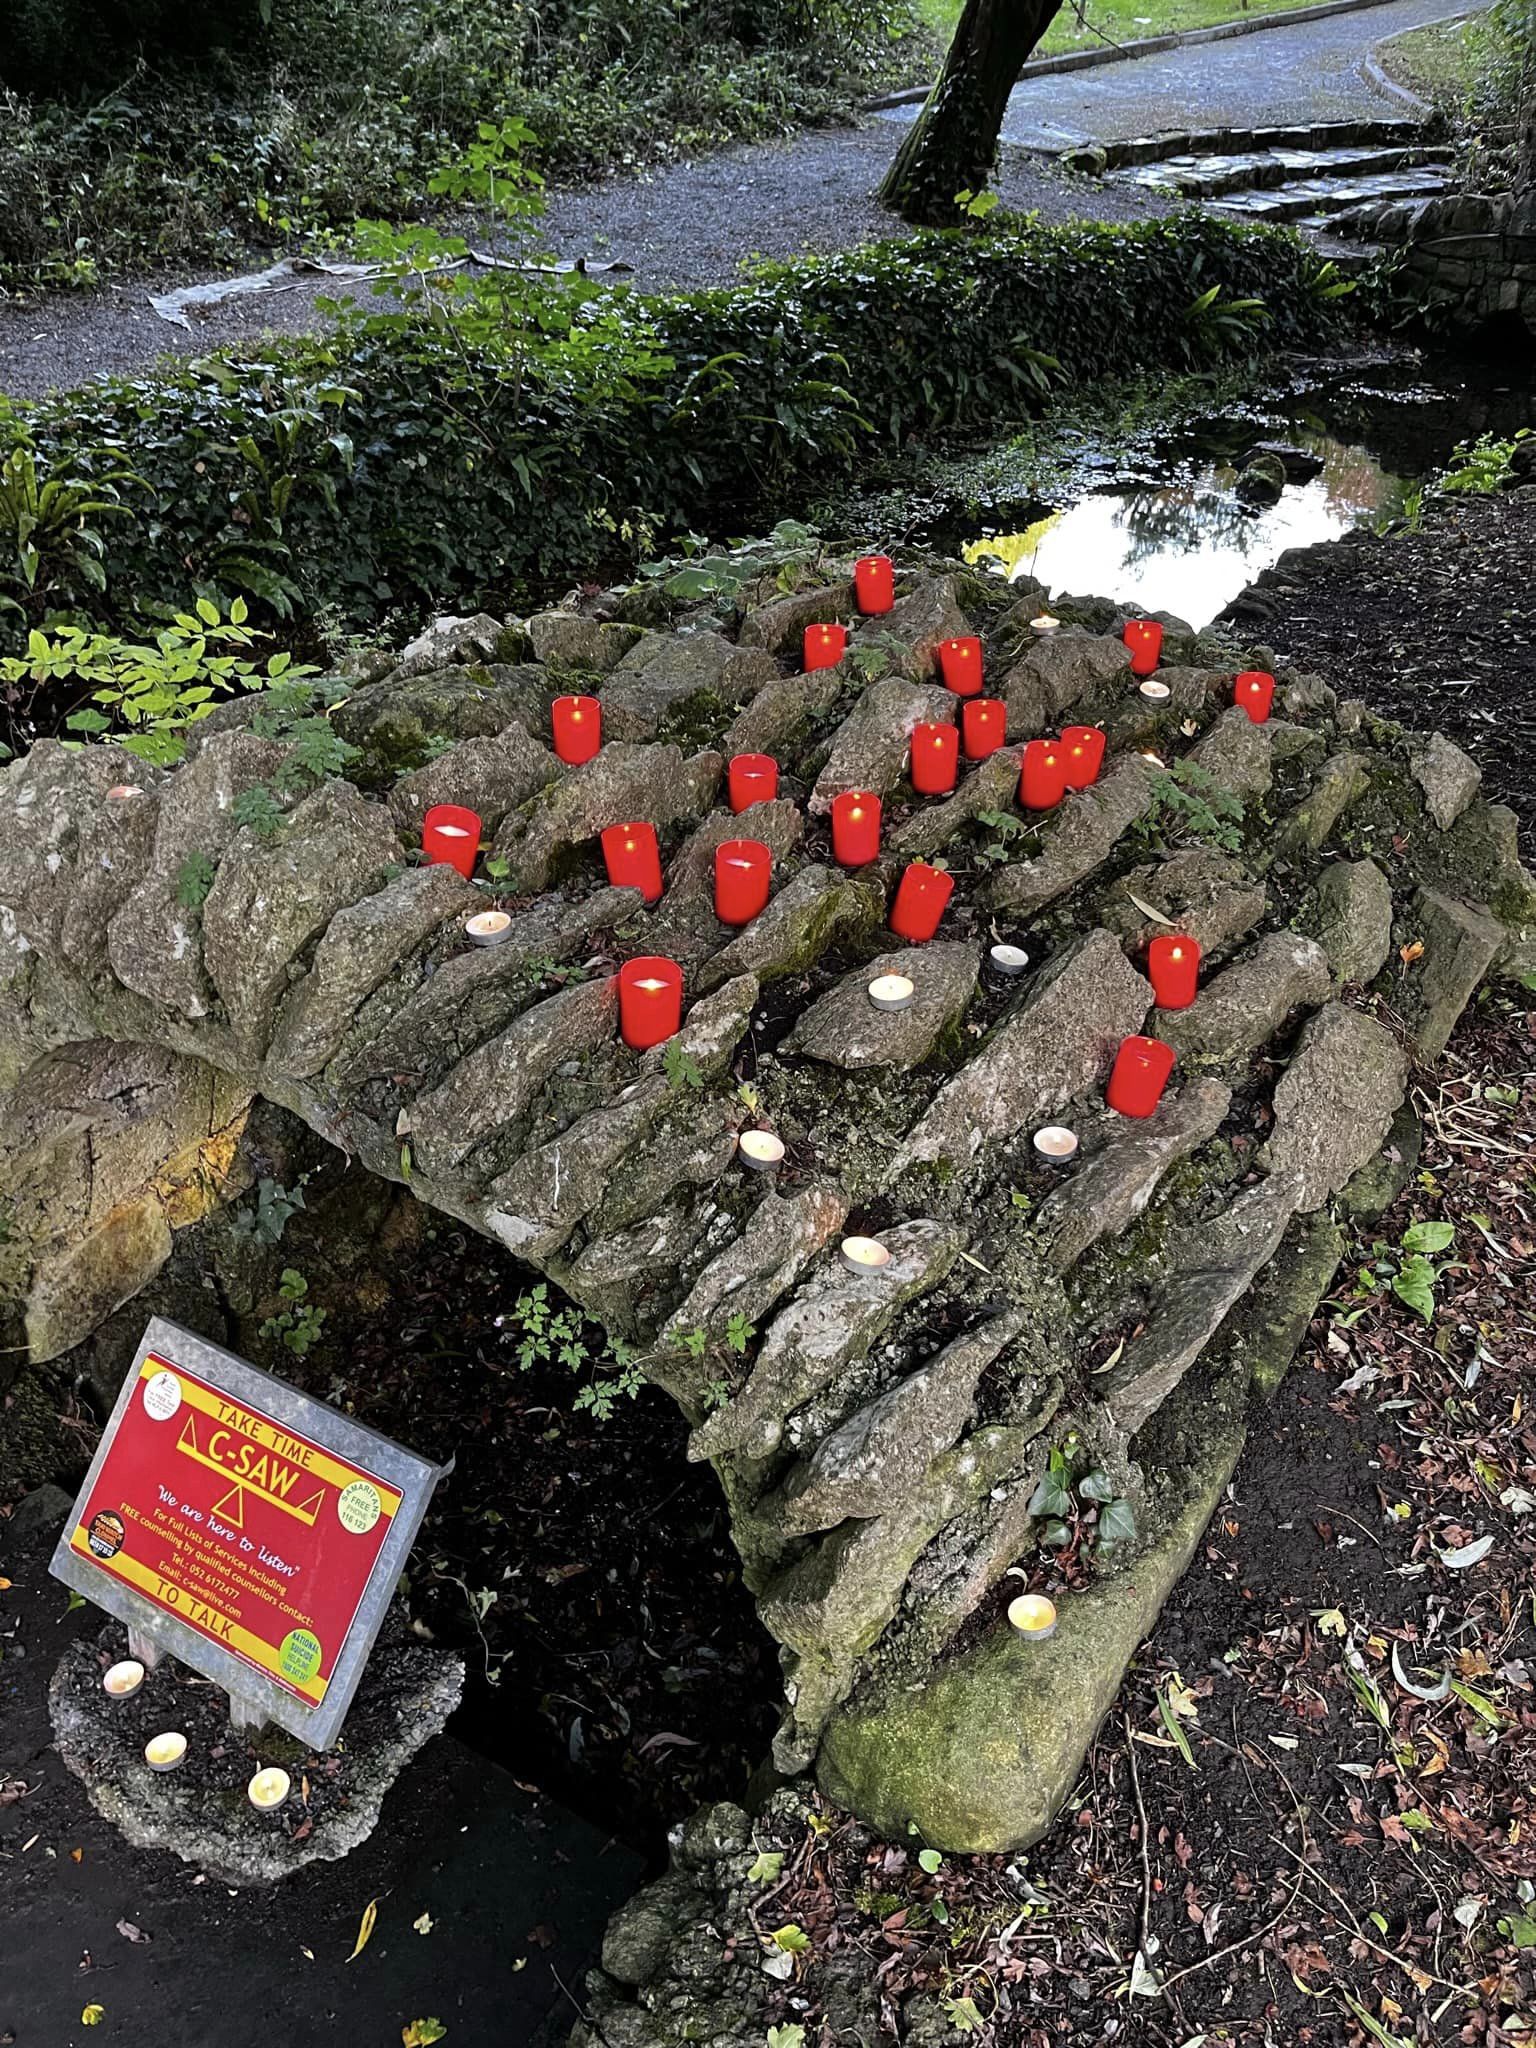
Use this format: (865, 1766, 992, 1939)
(69, 1354, 403, 1708)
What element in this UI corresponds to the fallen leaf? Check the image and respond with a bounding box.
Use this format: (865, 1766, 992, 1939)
(401, 2022, 447, 2047)
(413, 1912, 433, 1935)
(81, 2008, 104, 2028)
(1435, 1534, 1494, 1570)
(70, 1848, 83, 1864)
(115, 1920, 150, 1944)
(346, 1896, 381, 1963)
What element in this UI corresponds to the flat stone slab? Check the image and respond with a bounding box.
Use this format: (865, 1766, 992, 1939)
(1261, 1001, 1408, 1209)
(1309, 856, 1394, 986)
(599, 631, 778, 740)
(770, 1305, 1028, 1535)
(1409, 888, 1505, 1057)
(693, 863, 883, 994)
(689, 1219, 960, 1463)
(886, 929, 1152, 1182)
(1095, 847, 1267, 958)
(51, 1616, 463, 1888)
(890, 745, 1024, 859)
(985, 755, 1158, 917)
(809, 676, 955, 812)
(493, 741, 721, 891)
(784, 942, 979, 1070)
(1411, 730, 1481, 830)
(1271, 749, 1372, 860)
(662, 1182, 850, 1368)
(1034, 1076, 1232, 1271)
(1160, 931, 1331, 1064)
(1098, 1172, 1302, 1437)
(1002, 632, 1130, 735)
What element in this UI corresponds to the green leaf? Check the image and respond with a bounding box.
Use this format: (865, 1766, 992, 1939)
(770, 1923, 811, 1954)
(1391, 1255, 1438, 1321)
(767, 2029, 807, 2048)
(175, 850, 216, 910)
(917, 1848, 943, 1874)
(1078, 1469, 1114, 1502)
(747, 1850, 784, 1883)
(1096, 1497, 1137, 1551)
(1401, 1220, 1454, 1255)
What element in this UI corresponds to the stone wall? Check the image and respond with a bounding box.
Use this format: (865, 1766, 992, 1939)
(1339, 189, 1536, 332)
(3, 540, 1532, 1871)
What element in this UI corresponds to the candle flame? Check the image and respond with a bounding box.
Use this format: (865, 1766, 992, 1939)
(635, 978, 667, 993)
(1171, 947, 1182, 960)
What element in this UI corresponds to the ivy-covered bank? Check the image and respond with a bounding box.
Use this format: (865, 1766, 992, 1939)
(2, 215, 1350, 642)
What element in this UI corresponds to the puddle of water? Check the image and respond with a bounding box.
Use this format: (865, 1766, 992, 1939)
(966, 431, 1408, 629)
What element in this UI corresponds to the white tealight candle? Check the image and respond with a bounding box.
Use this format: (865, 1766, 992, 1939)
(144, 1731, 187, 1773)
(1032, 1125, 1079, 1163)
(247, 1766, 292, 1811)
(1030, 614, 1061, 633)
(1138, 679, 1171, 702)
(840, 1235, 892, 1274)
(103, 1660, 146, 1698)
(868, 973, 916, 1013)
(1008, 1593, 1058, 1638)
(988, 943, 1029, 977)
(737, 1129, 786, 1173)
(464, 909, 513, 946)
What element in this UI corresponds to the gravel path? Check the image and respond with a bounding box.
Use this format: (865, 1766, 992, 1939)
(0, 126, 1172, 402)
(872, 0, 1488, 149)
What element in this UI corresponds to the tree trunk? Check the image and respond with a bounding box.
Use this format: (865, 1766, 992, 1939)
(879, 0, 1064, 225)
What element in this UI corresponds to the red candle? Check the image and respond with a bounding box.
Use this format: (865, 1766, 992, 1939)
(618, 956, 683, 1051)
(910, 722, 959, 795)
(728, 752, 779, 812)
(962, 697, 1006, 761)
(422, 804, 481, 879)
(1123, 620, 1163, 679)
(1147, 933, 1201, 1010)
(938, 636, 983, 696)
(831, 790, 881, 867)
(1060, 725, 1106, 791)
(1234, 670, 1275, 724)
(804, 622, 848, 672)
(889, 862, 954, 943)
(601, 821, 664, 904)
(854, 555, 895, 615)
(1019, 739, 1066, 811)
(714, 839, 772, 926)
(551, 694, 601, 765)
(1106, 1034, 1176, 1118)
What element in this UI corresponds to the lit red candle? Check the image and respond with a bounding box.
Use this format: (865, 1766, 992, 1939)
(1147, 933, 1201, 1010)
(601, 821, 664, 903)
(714, 839, 772, 926)
(1106, 1034, 1176, 1118)
(889, 862, 954, 943)
(831, 790, 881, 867)
(910, 722, 959, 795)
(1060, 724, 1106, 791)
(938, 636, 983, 696)
(962, 697, 1006, 761)
(1123, 619, 1163, 679)
(728, 752, 779, 812)
(422, 803, 481, 879)
(1020, 739, 1066, 811)
(618, 956, 683, 1051)
(854, 555, 895, 615)
(1234, 670, 1275, 724)
(551, 694, 601, 765)
(804, 622, 848, 672)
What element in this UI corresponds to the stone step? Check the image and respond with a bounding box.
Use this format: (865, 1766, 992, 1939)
(1095, 117, 1429, 169)
(1204, 167, 1453, 223)
(1118, 142, 1452, 200)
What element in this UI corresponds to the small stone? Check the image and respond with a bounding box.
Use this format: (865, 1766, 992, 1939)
(1159, 932, 1330, 1064)
(1410, 731, 1482, 831)
(1235, 452, 1287, 505)
(1260, 1002, 1408, 1209)
(494, 742, 722, 892)
(662, 1182, 850, 1375)
(527, 612, 641, 671)
(1407, 889, 1505, 1058)
(891, 746, 1024, 860)
(387, 724, 563, 836)
(720, 665, 843, 760)
(785, 943, 979, 1071)
(1186, 706, 1278, 797)
(1271, 751, 1373, 860)
(393, 613, 504, 677)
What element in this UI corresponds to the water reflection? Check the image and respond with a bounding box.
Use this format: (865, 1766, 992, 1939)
(966, 433, 1408, 629)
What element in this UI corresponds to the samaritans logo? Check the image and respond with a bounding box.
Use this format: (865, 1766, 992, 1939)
(337, 1480, 382, 1535)
(278, 1628, 323, 1684)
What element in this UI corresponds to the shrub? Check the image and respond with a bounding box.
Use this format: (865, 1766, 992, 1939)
(0, 213, 1354, 641)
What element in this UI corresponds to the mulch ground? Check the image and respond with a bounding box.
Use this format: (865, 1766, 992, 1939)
(1224, 484, 1536, 845)
(763, 1000, 1536, 2047)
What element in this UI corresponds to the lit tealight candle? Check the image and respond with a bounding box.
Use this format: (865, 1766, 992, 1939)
(103, 1660, 146, 1698)
(422, 804, 482, 880)
(144, 1732, 187, 1773)
(247, 1766, 292, 1811)
(840, 1235, 892, 1273)
(464, 909, 513, 947)
(1032, 1125, 1079, 1163)
(737, 1130, 786, 1174)
(989, 943, 1029, 977)
(1123, 619, 1163, 678)
(1030, 614, 1060, 634)
(1234, 670, 1275, 724)
(1138, 679, 1171, 703)
(868, 973, 915, 1012)
(1008, 1593, 1058, 1638)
